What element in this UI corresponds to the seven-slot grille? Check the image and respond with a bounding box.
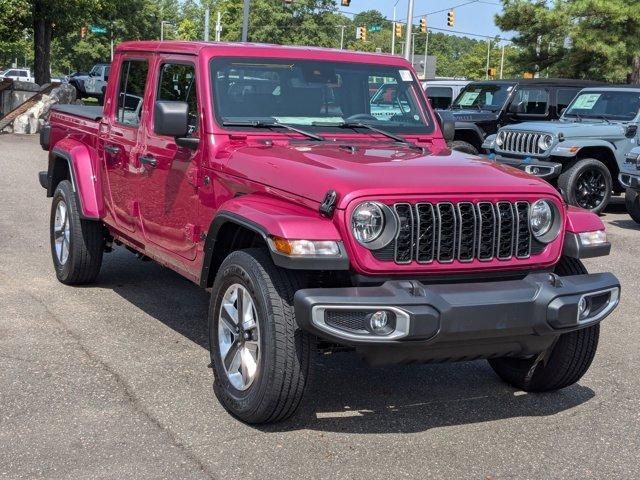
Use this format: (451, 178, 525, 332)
(499, 131, 545, 155)
(376, 201, 533, 264)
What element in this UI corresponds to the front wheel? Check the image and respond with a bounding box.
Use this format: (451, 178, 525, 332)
(558, 158, 612, 214)
(209, 249, 314, 424)
(625, 188, 640, 224)
(488, 257, 600, 392)
(449, 140, 479, 155)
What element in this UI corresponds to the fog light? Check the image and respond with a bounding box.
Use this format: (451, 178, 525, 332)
(578, 297, 591, 319)
(366, 310, 395, 335)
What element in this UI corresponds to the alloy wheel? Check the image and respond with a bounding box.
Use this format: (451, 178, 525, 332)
(575, 168, 607, 210)
(53, 200, 70, 265)
(218, 284, 261, 391)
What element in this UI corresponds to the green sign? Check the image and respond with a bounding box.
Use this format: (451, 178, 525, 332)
(368, 24, 382, 32)
(90, 26, 107, 34)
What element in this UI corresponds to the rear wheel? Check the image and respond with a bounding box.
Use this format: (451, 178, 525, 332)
(558, 158, 612, 214)
(449, 140, 479, 155)
(625, 188, 640, 224)
(488, 256, 600, 392)
(209, 248, 314, 424)
(49, 180, 104, 284)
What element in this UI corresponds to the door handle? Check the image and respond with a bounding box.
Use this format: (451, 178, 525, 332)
(139, 155, 157, 167)
(104, 145, 120, 155)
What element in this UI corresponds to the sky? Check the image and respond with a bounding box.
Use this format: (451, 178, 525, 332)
(339, 0, 508, 41)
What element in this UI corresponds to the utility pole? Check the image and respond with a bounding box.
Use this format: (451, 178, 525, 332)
(204, 5, 210, 41)
(423, 31, 429, 80)
(338, 25, 347, 49)
(241, 0, 250, 42)
(500, 44, 505, 79)
(215, 11, 222, 41)
(404, 0, 414, 61)
(485, 39, 491, 80)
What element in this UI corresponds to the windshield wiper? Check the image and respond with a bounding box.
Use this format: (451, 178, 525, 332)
(314, 121, 425, 152)
(565, 113, 583, 122)
(222, 119, 325, 141)
(594, 115, 611, 124)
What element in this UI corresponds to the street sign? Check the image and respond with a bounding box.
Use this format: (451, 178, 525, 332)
(90, 26, 107, 34)
(368, 24, 382, 32)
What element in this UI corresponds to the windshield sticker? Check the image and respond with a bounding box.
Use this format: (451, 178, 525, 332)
(458, 91, 480, 106)
(572, 93, 601, 110)
(399, 69, 413, 82)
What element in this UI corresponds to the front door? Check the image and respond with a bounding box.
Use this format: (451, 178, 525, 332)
(137, 55, 201, 260)
(102, 56, 151, 235)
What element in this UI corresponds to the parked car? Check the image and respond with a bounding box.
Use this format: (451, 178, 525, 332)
(422, 79, 470, 109)
(39, 41, 619, 424)
(446, 78, 600, 154)
(0, 68, 34, 83)
(483, 86, 640, 214)
(619, 147, 640, 223)
(68, 63, 110, 102)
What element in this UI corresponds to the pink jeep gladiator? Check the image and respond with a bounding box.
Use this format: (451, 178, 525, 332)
(39, 41, 620, 424)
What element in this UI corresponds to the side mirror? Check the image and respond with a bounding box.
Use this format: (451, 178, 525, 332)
(436, 110, 456, 142)
(508, 101, 526, 115)
(154, 100, 189, 138)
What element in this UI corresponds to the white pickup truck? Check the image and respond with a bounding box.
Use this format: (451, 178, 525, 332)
(0, 68, 35, 83)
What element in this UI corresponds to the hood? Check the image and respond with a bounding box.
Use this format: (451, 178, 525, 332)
(449, 109, 499, 123)
(503, 120, 627, 139)
(223, 141, 559, 208)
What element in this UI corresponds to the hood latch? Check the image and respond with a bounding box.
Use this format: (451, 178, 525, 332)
(319, 190, 338, 218)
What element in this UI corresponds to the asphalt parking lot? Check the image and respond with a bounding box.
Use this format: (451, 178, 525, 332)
(1, 133, 639, 479)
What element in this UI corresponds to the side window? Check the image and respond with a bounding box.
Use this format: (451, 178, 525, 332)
(427, 87, 454, 109)
(512, 87, 549, 115)
(557, 88, 580, 113)
(116, 60, 148, 127)
(157, 62, 198, 134)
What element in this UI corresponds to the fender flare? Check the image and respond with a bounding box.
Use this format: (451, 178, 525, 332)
(562, 206, 611, 259)
(453, 122, 485, 145)
(199, 196, 349, 288)
(48, 139, 103, 219)
(550, 139, 617, 158)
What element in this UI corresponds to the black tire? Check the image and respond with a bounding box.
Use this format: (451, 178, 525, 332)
(625, 188, 640, 224)
(488, 256, 600, 392)
(558, 158, 612, 214)
(209, 248, 314, 424)
(50, 180, 104, 285)
(449, 140, 479, 155)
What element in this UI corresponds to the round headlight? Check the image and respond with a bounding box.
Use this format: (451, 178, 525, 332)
(496, 131, 506, 147)
(351, 202, 385, 244)
(538, 134, 554, 151)
(530, 199, 557, 242)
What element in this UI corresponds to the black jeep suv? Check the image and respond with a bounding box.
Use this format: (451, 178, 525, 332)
(446, 79, 602, 154)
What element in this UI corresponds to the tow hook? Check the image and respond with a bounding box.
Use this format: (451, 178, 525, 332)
(548, 273, 564, 288)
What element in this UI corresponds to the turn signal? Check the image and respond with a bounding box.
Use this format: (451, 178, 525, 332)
(271, 237, 340, 256)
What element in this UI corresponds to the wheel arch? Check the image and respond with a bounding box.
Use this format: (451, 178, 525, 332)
(453, 123, 484, 151)
(48, 140, 103, 219)
(575, 146, 620, 190)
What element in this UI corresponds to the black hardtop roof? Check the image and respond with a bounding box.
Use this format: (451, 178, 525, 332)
(467, 78, 604, 87)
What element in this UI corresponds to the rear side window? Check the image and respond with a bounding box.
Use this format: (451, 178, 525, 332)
(157, 63, 198, 134)
(426, 86, 454, 109)
(512, 87, 549, 115)
(116, 60, 148, 127)
(557, 88, 580, 112)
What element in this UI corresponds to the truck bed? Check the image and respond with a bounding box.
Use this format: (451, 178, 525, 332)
(50, 104, 103, 121)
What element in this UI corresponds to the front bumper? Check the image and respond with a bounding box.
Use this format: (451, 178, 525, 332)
(619, 172, 640, 191)
(491, 154, 563, 180)
(294, 272, 620, 364)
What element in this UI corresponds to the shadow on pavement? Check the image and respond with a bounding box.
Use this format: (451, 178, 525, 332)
(95, 249, 596, 434)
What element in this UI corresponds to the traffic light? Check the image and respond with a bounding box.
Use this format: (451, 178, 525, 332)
(447, 10, 455, 27)
(487, 67, 497, 77)
(356, 25, 367, 41)
(341, 0, 351, 6)
(80, 26, 88, 38)
(523, 72, 535, 79)
(394, 23, 402, 38)
(420, 17, 427, 34)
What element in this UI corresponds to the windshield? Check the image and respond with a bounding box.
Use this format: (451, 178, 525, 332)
(564, 90, 640, 121)
(451, 83, 514, 111)
(210, 57, 433, 134)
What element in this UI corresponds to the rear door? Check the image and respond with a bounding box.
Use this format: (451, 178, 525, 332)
(101, 55, 150, 235)
(137, 54, 201, 260)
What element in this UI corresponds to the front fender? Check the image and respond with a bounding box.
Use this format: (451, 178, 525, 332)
(562, 206, 610, 259)
(50, 138, 103, 219)
(550, 139, 615, 158)
(455, 122, 485, 141)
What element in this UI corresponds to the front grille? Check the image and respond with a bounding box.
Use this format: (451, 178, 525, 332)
(373, 201, 534, 264)
(499, 131, 544, 155)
